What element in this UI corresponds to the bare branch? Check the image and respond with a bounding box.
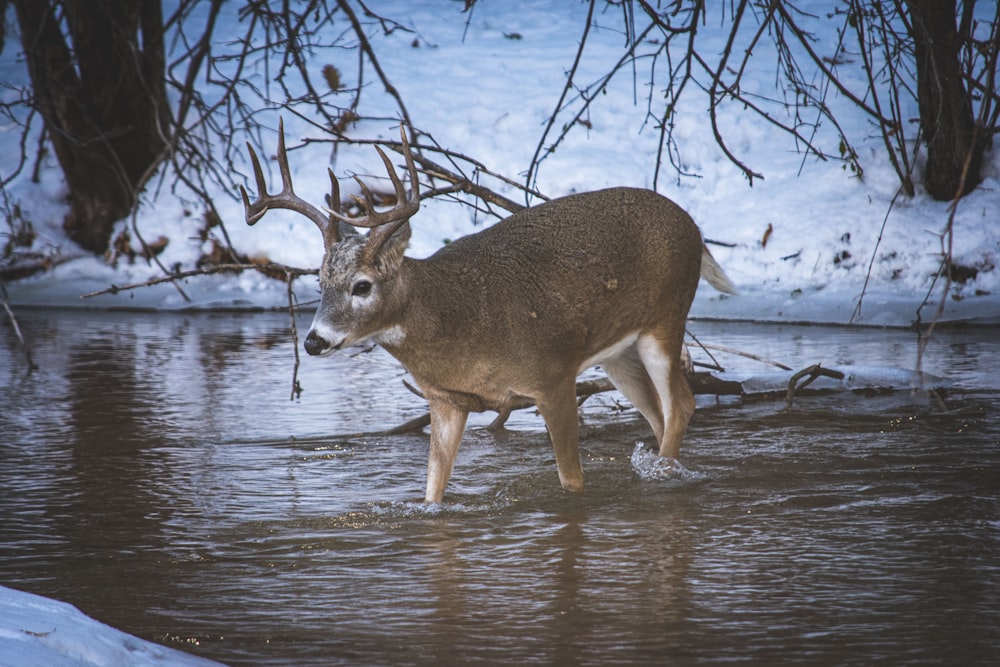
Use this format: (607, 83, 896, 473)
(336, 0, 414, 131)
(80, 262, 317, 299)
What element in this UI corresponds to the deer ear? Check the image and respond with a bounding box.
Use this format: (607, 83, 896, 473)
(364, 219, 410, 269)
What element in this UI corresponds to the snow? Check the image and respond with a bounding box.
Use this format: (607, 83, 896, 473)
(0, 585, 224, 667)
(0, 1, 997, 663)
(2, 0, 997, 326)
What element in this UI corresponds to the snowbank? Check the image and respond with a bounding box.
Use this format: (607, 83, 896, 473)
(0, 586, 224, 667)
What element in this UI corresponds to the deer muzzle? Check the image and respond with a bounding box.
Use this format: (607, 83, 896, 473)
(304, 329, 334, 356)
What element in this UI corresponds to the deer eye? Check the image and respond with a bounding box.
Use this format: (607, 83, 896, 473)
(351, 280, 372, 297)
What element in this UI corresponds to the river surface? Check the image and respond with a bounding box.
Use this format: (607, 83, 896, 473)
(1, 310, 998, 666)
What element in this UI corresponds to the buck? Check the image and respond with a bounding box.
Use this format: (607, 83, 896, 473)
(241, 121, 735, 503)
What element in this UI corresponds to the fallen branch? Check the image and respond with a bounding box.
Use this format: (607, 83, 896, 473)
(785, 363, 845, 409)
(381, 413, 431, 436)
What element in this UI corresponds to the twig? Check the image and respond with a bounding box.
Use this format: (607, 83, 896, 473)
(392, 141, 527, 214)
(80, 262, 317, 299)
(524, 0, 597, 196)
(381, 413, 431, 436)
(1, 280, 37, 373)
(771, 1, 891, 124)
(402, 378, 424, 399)
(698, 342, 792, 371)
(703, 0, 765, 185)
(685, 329, 725, 372)
(336, 0, 414, 132)
(851, 183, 908, 324)
(914, 119, 983, 384)
(285, 270, 302, 400)
(849, 0, 913, 194)
(393, 377, 621, 434)
(527, 10, 658, 192)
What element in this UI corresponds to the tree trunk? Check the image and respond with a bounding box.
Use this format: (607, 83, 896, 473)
(12, 0, 171, 253)
(906, 0, 984, 200)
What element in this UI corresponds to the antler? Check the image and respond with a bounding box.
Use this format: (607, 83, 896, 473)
(240, 118, 343, 250)
(328, 125, 422, 259)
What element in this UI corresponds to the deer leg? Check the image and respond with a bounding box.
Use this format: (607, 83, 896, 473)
(535, 380, 585, 494)
(603, 344, 665, 442)
(637, 334, 694, 460)
(425, 399, 469, 503)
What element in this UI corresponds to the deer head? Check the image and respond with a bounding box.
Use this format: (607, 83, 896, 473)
(240, 119, 421, 355)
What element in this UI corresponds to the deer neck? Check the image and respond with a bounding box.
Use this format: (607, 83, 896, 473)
(377, 256, 481, 374)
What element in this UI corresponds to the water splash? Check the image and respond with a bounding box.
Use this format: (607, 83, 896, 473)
(630, 442, 703, 482)
(366, 493, 515, 519)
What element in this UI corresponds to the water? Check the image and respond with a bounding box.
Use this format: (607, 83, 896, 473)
(2, 310, 998, 665)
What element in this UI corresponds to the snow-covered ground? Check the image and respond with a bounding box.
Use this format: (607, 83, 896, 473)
(1, 1, 998, 664)
(2, 1, 997, 326)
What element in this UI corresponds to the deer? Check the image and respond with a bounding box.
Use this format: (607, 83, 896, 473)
(241, 120, 736, 503)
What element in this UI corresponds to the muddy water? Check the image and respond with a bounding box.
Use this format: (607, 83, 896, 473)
(1, 310, 998, 666)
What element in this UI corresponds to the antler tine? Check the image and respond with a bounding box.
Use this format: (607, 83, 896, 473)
(326, 167, 341, 216)
(326, 124, 421, 231)
(240, 118, 339, 246)
(398, 123, 421, 207)
(239, 143, 270, 226)
(353, 175, 379, 220)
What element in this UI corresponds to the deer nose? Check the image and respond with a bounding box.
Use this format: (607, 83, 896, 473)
(304, 330, 330, 356)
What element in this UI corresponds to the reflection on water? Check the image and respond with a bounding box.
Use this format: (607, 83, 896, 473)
(2, 311, 999, 665)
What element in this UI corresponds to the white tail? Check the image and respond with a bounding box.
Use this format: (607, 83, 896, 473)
(242, 122, 736, 503)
